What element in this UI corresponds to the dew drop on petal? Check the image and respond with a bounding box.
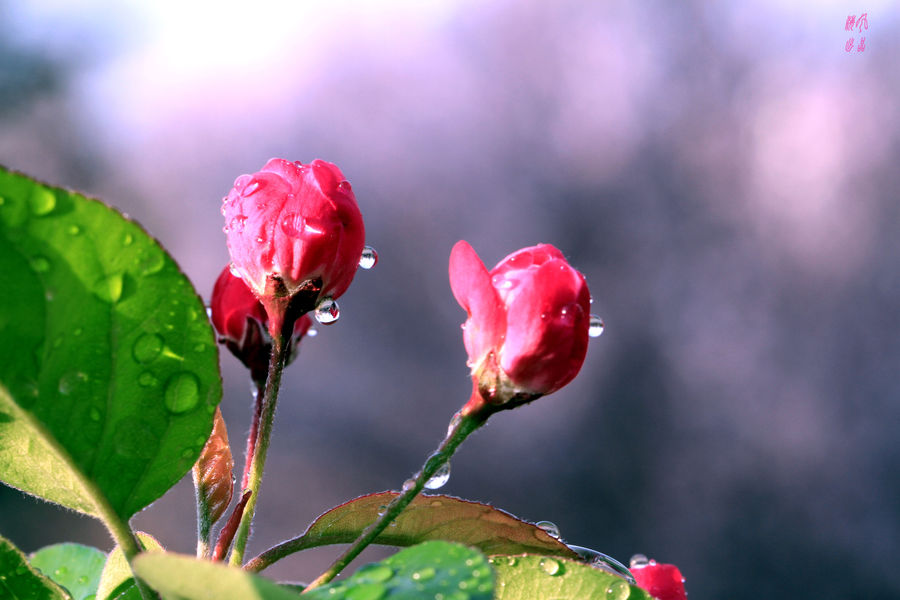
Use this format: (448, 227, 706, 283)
(281, 213, 304, 237)
(314, 298, 340, 324)
(163, 372, 200, 414)
(425, 461, 451, 490)
(359, 245, 378, 269)
(242, 181, 260, 196)
(589, 315, 605, 337)
(535, 520, 561, 539)
(629, 554, 649, 568)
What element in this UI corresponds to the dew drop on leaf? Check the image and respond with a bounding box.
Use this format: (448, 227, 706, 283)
(164, 372, 200, 413)
(314, 297, 340, 324)
(94, 273, 124, 303)
(123, 233, 134, 246)
(425, 461, 451, 490)
(138, 251, 165, 276)
(535, 520, 561, 539)
(539, 558, 561, 576)
(89, 407, 101, 422)
(589, 315, 605, 338)
(29, 187, 56, 216)
(138, 371, 158, 387)
(606, 579, 631, 600)
(411, 567, 436, 581)
(132, 333, 164, 364)
(355, 563, 394, 583)
(67, 224, 81, 236)
(359, 246, 378, 269)
(30, 255, 50, 273)
(344, 583, 386, 600)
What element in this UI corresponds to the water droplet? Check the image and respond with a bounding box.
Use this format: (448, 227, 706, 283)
(94, 273, 124, 303)
(629, 554, 649, 569)
(132, 333, 164, 364)
(306, 327, 318, 338)
(30, 255, 50, 273)
(535, 520, 560, 539)
(78, 575, 89, 584)
(138, 251, 164, 276)
(181, 448, 194, 459)
(164, 372, 200, 413)
(67, 224, 81, 236)
(123, 233, 134, 246)
(355, 563, 394, 583)
(242, 181, 261, 196)
(0, 196, 5, 206)
(280, 212, 304, 237)
(58, 371, 88, 395)
(425, 461, 451, 490)
(29, 188, 56, 216)
(314, 298, 340, 324)
(539, 558, 561, 576)
(54, 566, 68, 577)
(376, 505, 387, 516)
(73, 327, 83, 336)
(589, 315, 605, 337)
(430, 500, 443, 508)
(89, 407, 101, 421)
(359, 246, 378, 269)
(606, 580, 631, 600)
(138, 371, 158, 387)
(229, 215, 247, 232)
(412, 567, 435, 581)
(344, 583, 386, 600)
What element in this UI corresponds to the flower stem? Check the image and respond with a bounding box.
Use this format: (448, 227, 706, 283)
(301, 411, 487, 592)
(228, 336, 288, 566)
(242, 380, 266, 491)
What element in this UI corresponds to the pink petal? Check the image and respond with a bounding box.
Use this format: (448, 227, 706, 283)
(449, 241, 506, 366)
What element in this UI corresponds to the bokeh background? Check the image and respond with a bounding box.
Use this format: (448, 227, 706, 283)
(2, 1, 899, 598)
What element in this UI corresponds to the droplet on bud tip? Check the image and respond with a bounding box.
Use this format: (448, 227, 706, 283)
(588, 314, 605, 337)
(359, 245, 378, 269)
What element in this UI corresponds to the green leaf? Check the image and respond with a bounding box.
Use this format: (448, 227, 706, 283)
(131, 553, 302, 600)
(0, 167, 221, 522)
(96, 532, 162, 600)
(264, 492, 578, 559)
(488, 555, 653, 600)
(304, 541, 494, 600)
(29, 543, 105, 600)
(0, 534, 71, 600)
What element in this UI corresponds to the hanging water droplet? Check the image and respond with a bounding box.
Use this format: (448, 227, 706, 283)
(30, 255, 50, 273)
(314, 297, 340, 324)
(132, 333, 164, 364)
(306, 327, 318, 338)
(401, 478, 416, 492)
(535, 520, 561, 539)
(589, 315, 605, 337)
(539, 558, 561, 576)
(629, 554, 649, 569)
(359, 245, 378, 269)
(425, 461, 451, 489)
(29, 188, 56, 216)
(164, 372, 201, 414)
(67, 224, 81, 236)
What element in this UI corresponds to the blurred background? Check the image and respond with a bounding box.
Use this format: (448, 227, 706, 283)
(1, 0, 899, 598)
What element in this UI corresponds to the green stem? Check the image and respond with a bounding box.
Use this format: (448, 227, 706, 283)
(102, 510, 157, 600)
(228, 336, 288, 566)
(301, 411, 487, 592)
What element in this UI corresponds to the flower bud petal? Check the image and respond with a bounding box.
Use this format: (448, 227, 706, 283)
(450, 241, 592, 406)
(631, 559, 688, 600)
(223, 158, 365, 302)
(193, 407, 234, 526)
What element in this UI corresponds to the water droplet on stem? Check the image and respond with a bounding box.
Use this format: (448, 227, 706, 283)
(425, 461, 451, 489)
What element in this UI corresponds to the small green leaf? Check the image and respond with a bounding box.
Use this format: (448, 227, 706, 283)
(488, 554, 653, 600)
(96, 532, 162, 600)
(275, 492, 577, 558)
(0, 534, 71, 600)
(0, 167, 221, 522)
(29, 543, 105, 600)
(131, 552, 300, 600)
(304, 541, 494, 600)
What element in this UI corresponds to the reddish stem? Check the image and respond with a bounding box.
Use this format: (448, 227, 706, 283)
(241, 381, 266, 491)
(212, 490, 253, 561)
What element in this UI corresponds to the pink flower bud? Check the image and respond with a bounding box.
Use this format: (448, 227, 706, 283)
(222, 158, 365, 305)
(631, 558, 688, 600)
(449, 241, 591, 411)
(211, 266, 312, 382)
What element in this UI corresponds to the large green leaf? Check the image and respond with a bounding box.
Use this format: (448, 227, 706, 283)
(29, 543, 106, 600)
(96, 532, 162, 600)
(0, 167, 221, 521)
(304, 541, 494, 600)
(0, 534, 71, 600)
(132, 553, 303, 600)
(249, 492, 577, 570)
(488, 555, 653, 600)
